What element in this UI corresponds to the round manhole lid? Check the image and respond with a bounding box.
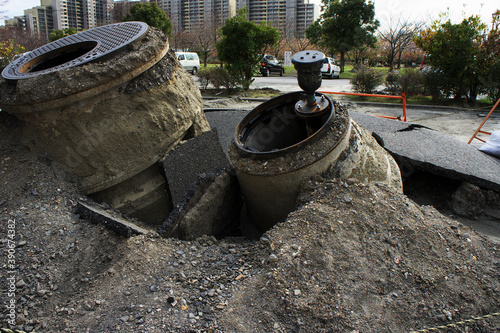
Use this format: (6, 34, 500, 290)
(2, 21, 149, 81)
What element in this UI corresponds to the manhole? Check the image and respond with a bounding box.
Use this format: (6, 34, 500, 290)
(1, 21, 149, 81)
(229, 50, 402, 233)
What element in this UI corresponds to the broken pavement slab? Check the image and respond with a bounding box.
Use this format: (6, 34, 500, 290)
(204, 110, 249, 156)
(161, 128, 232, 207)
(76, 201, 150, 237)
(351, 112, 500, 192)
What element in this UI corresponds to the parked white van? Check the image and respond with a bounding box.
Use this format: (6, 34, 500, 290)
(175, 52, 200, 75)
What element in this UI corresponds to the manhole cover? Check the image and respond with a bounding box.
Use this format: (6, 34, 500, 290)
(2, 21, 149, 81)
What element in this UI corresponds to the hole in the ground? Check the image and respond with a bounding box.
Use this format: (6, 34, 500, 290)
(181, 124, 197, 141)
(403, 170, 462, 211)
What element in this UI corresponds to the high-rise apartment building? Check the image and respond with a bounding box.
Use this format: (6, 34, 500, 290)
(96, 0, 114, 26)
(204, 0, 237, 28)
(239, 0, 318, 37)
(52, 0, 114, 31)
(2, 17, 27, 30)
(152, 0, 236, 32)
(12, 0, 114, 41)
(157, 0, 317, 37)
(10, 0, 316, 42)
(23, 0, 54, 40)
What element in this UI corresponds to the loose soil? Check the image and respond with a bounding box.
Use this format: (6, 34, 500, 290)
(1, 103, 499, 333)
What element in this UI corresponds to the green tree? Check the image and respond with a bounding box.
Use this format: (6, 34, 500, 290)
(49, 28, 77, 41)
(122, 3, 172, 37)
(306, 0, 379, 72)
(415, 15, 486, 102)
(216, 9, 280, 90)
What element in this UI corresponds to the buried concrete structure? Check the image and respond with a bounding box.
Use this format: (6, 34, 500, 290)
(0, 22, 210, 225)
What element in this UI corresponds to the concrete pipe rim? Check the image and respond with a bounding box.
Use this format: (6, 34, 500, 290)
(234, 91, 335, 159)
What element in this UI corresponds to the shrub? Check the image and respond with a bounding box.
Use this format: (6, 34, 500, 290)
(385, 69, 425, 97)
(384, 71, 400, 95)
(350, 66, 384, 94)
(423, 69, 453, 101)
(196, 67, 238, 93)
(197, 69, 211, 89)
(398, 68, 425, 97)
(479, 65, 500, 102)
(0, 39, 25, 70)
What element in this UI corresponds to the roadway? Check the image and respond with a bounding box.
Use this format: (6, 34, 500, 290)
(199, 74, 499, 147)
(250, 75, 353, 93)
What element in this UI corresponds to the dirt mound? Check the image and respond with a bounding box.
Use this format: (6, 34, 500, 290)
(223, 178, 499, 332)
(0, 112, 498, 332)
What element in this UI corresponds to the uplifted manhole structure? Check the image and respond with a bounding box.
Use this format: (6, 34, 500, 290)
(229, 51, 402, 232)
(0, 22, 210, 225)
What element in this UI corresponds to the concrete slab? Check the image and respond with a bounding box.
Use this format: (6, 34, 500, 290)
(161, 128, 232, 207)
(350, 112, 500, 192)
(158, 169, 242, 240)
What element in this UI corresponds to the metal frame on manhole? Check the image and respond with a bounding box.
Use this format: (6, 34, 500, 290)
(2, 21, 149, 81)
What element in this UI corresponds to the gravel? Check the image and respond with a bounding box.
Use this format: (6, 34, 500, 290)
(1, 107, 499, 332)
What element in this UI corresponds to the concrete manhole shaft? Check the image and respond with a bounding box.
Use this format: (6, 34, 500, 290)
(230, 92, 351, 232)
(0, 23, 211, 226)
(2, 22, 149, 81)
(229, 50, 402, 233)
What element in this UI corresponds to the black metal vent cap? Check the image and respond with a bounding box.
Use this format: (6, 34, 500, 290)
(2, 22, 149, 81)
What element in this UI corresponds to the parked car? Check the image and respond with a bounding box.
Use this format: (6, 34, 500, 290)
(175, 52, 200, 75)
(321, 57, 340, 79)
(259, 54, 284, 76)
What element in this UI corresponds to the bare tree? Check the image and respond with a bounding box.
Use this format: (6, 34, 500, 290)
(379, 17, 423, 71)
(171, 29, 193, 52)
(285, 35, 311, 54)
(270, 34, 287, 59)
(281, 21, 312, 55)
(190, 17, 219, 67)
(347, 45, 374, 66)
(0, 27, 46, 50)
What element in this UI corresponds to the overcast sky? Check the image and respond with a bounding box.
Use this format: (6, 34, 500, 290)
(1, 0, 499, 27)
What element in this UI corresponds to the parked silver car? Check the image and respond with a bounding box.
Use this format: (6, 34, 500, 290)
(321, 57, 340, 79)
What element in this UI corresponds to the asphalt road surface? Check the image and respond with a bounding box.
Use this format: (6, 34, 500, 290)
(251, 75, 353, 93)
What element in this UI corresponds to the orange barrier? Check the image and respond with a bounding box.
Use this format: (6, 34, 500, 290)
(318, 91, 407, 122)
(467, 97, 500, 144)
